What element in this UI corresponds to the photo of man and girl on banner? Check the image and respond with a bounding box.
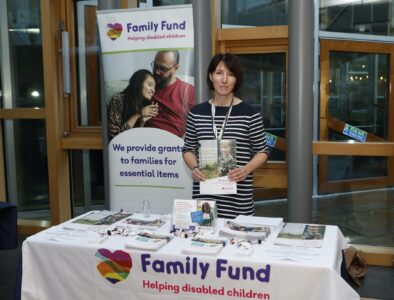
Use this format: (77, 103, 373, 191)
(106, 49, 194, 139)
(97, 5, 194, 212)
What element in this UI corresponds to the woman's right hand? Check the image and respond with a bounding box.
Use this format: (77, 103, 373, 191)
(108, 123, 120, 138)
(191, 167, 206, 182)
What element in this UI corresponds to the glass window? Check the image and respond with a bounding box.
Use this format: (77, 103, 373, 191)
(3, 119, 50, 219)
(320, 0, 394, 36)
(326, 50, 389, 180)
(6, 0, 44, 108)
(221, 0, 288, 28)
(237, 53, 286, 161)
(314, 171, 393, 247)
(328, 52, 389, 140)
(139, 0, 192, 7)
(75, 1, 101, 126)
(327, 155, 386, 180)
(153, 0, 192, 5)
(71, 150, 105, 216)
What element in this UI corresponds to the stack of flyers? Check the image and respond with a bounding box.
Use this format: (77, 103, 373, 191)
(219, 220, 271, 240)
(181, 235, 227, 255)
(122, 214, 166, 230)
(125, 231, 173, 251)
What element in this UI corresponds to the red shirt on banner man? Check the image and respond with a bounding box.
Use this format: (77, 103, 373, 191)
(145, 50, 195, 137)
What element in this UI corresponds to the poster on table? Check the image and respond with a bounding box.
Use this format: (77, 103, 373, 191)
(97, 5, 194, 213)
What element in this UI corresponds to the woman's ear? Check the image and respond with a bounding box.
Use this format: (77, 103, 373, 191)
(209, 73, 213, 82)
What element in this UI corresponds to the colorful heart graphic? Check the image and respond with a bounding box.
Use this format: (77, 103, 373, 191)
(106, 23, 123, 41)
(96, 248, 132, 284)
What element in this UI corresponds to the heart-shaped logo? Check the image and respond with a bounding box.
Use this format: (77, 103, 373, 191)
(96, 248, 132, 284)
(106, 23, 123, 41)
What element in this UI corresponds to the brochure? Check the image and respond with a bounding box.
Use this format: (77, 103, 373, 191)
(64, 210, 132, 231)
(122, 213, 165, 229)
(172, 199, 216, 232)
(219, 220, 271, 240)
(274, 223, 326, 248)
(199, 139, 237, 195)
(181, 235, 227, 255)
(234, 215, 283, 230)
(125, 231, 172, 251)
(200, 177, 237, 195)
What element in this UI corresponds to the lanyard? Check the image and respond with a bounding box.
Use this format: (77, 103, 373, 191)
(211, 96, 234, 140)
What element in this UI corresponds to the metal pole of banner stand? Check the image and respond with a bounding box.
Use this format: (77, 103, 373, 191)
(288, 0, 314, 223)
(192, 0, 212, 104)
(98, 0, 121, 210)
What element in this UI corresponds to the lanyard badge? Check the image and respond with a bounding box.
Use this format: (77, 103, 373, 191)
(211, 96, 234, 140)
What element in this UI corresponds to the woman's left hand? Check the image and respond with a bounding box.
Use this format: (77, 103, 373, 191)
(141, 102, 159, 124)
(141, 102, 159, 118)
(228, 167, 248, 182)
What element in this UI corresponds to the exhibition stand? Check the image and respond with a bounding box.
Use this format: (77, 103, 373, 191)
(21, 211, 359, 300)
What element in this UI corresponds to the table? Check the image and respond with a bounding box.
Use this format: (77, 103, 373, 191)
(21, 214, 360, 300)
(0, 202, 17, 250)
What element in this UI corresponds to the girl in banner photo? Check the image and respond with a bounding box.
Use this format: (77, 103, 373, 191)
(182, 53, 269, 219)
(218, 139, 237, 177)
(200, 201, 214, 226)
(107, 69, 159, 140)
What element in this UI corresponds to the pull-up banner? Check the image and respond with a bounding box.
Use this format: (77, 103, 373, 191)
(97, 5, 194, 213)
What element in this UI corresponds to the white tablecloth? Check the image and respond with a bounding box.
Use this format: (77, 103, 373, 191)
(21, 216, 360, 300)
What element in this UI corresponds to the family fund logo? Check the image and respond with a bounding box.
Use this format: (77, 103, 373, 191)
(141, 254, 271, 282)
(106, 23, 123, 41)
(96, 249, 132, 284)
(126, 20, 186, 33)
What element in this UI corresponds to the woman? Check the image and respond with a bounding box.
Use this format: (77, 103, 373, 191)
(182, 53, 269, 219)
(107, 69, 158, 140)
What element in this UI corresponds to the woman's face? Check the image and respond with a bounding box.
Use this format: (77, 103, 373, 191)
(142, 75, 156, 99)
(209, 61, 236, 97)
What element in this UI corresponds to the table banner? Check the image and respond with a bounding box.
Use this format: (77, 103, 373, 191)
(22, 223, 360, 300)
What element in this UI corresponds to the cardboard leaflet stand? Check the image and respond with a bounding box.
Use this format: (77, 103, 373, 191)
(171, 199, 217, 237)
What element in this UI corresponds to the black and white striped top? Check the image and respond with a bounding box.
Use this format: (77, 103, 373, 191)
(182, 100, 269, 219)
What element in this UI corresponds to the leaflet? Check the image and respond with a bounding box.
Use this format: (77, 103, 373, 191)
(125, 231, 172, 251)
(274, 223, 326, 248)
(181, 235, 226, 255)
(200, 177, 237, 195)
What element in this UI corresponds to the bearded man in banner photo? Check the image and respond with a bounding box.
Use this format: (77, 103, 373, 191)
(145, 50, 195, 137)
